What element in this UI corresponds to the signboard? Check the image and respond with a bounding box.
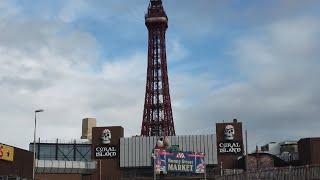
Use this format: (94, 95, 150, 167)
(217, 124, 243, 154)
(154, 150, 205, 174)
(0, 144, 14, 162)
(218, 141, 242, 154)
(95, 145, 118, 159)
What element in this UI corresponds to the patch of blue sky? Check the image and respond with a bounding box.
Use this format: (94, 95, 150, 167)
(70, 15, 146, 58)
(12, 0, 254, 82)
(15, 0, 62, 20)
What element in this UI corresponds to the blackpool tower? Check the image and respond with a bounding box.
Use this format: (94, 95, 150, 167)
(140, 0, 175, 136)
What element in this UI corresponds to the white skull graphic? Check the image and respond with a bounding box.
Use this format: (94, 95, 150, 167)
(224, 125, 235, 140)
(101, 129, 111, 144)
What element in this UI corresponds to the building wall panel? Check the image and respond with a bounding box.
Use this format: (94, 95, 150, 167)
(124, 138, 129, 167)
(142, 137, 147, 166)
(120, 134, 217, 167)
(120, 138, 124, 167)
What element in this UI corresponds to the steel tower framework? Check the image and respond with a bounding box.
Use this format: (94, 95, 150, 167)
(141, 0, 175, 136)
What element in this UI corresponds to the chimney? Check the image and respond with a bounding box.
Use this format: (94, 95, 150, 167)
(81, 118, 96, 141)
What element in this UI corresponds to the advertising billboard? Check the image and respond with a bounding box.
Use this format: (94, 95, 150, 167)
(154, 149, 205, 174)
(0, 144, 14, 162)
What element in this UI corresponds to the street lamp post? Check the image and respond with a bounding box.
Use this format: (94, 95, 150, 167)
(152, 153, 156, 180)
(33, 109, 44, 180)
(204, 162, 207, 180)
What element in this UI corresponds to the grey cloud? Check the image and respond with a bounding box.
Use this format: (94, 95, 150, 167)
(0, 18, 147, 148)
(0, 14, 104, 148)
(172, 17, 320, 149)
(0, 1, 319, 153)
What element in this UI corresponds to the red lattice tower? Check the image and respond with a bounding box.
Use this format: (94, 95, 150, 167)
(141, 0, 175, 136)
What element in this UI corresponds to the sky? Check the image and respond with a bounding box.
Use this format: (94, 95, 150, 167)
(0, 0, 319, 151)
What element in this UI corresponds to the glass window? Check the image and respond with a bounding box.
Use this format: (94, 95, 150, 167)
(57, 144, 74, 161)
(75, 145, 91, 161)
(30, 142, 92, 161)
(39, 144, 56, 160)
(29, 143, 39, 157)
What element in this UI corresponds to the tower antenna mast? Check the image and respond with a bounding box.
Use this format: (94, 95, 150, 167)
(141, 0, 175, 137)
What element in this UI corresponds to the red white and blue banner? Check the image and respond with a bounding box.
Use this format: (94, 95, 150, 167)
(154, 149, 205, 174)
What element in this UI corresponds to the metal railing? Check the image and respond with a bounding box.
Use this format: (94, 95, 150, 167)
(37, 138, 91, 144)
(120, 165, 320, 180)
(215, 165, 320, 180)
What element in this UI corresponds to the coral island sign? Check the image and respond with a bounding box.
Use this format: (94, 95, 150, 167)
(218, 141, 242, 154)
(95, 145, 118, 159)
(218, 124, 243, 154)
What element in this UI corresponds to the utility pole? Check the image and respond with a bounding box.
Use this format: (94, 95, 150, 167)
(204, 162, 207, 180)
(99, 160, 102, 180)
(245, 130, 248, 171)
(152, 152, 156, 180)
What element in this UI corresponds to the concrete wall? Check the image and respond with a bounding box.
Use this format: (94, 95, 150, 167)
(81, 118, 96, 140)
(36, 173, 94, 180)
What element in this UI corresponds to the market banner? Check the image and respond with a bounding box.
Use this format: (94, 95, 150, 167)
(154, 149, 205, 174)
(0, 144, 14, 162)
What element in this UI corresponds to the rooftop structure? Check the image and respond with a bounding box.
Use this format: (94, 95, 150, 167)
(81, 118, 96, 141)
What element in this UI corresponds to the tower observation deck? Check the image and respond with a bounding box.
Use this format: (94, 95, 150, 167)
(141, 0, 175, 137)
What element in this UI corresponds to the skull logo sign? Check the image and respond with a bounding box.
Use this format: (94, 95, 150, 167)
(224, 125, 235, 140)
(101, 129, 111, 144)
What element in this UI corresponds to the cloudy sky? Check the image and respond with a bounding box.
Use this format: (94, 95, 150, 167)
(0, 0, 319, 150)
